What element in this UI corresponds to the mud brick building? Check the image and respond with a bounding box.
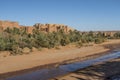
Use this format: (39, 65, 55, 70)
(33, 23, 72, 33)
(0, 20, 118, 36)
(0, 20, 74, 33)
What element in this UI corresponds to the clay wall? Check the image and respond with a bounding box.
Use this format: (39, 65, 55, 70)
(26, 26, 34, 33)
(0, 20, 19, 30)
(0, 20, 74, 33)
(33, 23, 72, 33)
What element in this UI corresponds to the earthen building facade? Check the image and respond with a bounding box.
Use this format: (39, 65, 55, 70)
(0, 20, 73, 33)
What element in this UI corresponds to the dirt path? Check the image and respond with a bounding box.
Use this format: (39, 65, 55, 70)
(0, 39, 120, 76)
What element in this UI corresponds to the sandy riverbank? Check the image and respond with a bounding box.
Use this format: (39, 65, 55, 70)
(0, 39, 120, 79)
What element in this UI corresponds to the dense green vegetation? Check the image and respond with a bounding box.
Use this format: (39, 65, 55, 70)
(113, 32, 120, 39)
(0, 27, 119, 55)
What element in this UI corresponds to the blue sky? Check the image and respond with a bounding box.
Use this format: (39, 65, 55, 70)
(0, 0, 120, 31)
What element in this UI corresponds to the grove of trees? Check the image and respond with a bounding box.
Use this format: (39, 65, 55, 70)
(0, 27, 119, 55)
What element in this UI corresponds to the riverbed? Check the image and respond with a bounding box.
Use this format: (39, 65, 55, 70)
(5, 51, 120, 80)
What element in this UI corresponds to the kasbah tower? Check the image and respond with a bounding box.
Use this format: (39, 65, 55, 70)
(0, 20, 74, 33)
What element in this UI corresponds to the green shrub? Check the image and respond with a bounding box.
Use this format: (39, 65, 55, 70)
(94, 38, 104, 44)
(55, 46, 61, 50)
(76, 41, 83, 48)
